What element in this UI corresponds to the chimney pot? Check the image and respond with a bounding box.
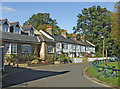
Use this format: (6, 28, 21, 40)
(46, 25, 53, 35)
(61, 30, 67, 38)
(81, 36, 85, 41)
(72, 33, 77, 40)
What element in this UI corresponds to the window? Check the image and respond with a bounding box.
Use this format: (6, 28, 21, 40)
(63, 44, 68, 49)
(30, 30, 34, 36)
(47, 45, 54, 53)
(2, 22, 9, 32)
(5, 44, 11, 54)
(56, 43, 60, 49)
(71, 44, 75, 49)
(76, 45, 79, 49)
(22, 44, 31, 53)
(10, 26, 14, 33)
(11, 44, 17, 54)
(4, 25, 8, 32)
(5, 44, 17, 54)
(15, 27, 20, 34)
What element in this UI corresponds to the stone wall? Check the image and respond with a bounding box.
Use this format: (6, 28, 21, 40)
(40, 42, 56, 61)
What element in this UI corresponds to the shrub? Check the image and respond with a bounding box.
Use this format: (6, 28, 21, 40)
(58, 53, 65, 62)
(31, 59, 39, 64)
(5, 55, 11, 64)
(65, 56, 70, 62)
(44, 60, 49, 64)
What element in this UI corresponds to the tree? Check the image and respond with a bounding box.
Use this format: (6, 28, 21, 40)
(73, 6, 116, 57)
(111, 2, 120, 57)
(23, 13, 61, 35)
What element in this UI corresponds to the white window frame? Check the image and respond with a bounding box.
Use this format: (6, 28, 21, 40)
(71, 44, 75, 49)
(5, 44, 11, 54)
(63, 44, 68, 49)
(30, 30, 34, 36)
(56, 43, 60, 49)
(22, 44, 31, 53)
(47, 45, 54, 53)
(5, 43, 17, 54)
(11, 44, 17, 54)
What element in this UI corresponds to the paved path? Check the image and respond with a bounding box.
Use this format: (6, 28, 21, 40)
(3, 62, 109, 88)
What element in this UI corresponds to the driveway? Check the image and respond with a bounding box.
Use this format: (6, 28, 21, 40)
(3, 62, 110, 88)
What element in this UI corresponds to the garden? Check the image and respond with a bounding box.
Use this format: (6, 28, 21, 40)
(5, 54, 48, 67)
(4, 53, 72, 67)
(87, 58, 120, 87)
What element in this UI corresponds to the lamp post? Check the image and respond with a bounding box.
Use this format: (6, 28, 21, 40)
(101, 36, 105, 57)
(106, 46, 108, 59)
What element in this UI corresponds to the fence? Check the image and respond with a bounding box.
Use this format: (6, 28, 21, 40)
(72, 57, 110, 63)
(92, 58, 120, 78)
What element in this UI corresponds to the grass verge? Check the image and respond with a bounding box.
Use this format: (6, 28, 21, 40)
(87, 61, 120, 87)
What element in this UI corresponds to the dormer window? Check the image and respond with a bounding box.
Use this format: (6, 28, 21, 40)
(30, 28, 34, 36)
(2, 21, 9, 32)
(10, 26, 14, 33)
(22, 25, 35, 36)
(9, 22, 21, 34)
(15, 24, 20, 34)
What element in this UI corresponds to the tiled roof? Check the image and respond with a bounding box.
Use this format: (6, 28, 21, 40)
(73, 39, 93, 47)
(9, 21, 18, 24)
(44, 31, 94, 46)
(9, 21, 19, 26)
(21, 25, 32, 27)
(0, 18, 7, 21)
(0, 31, 40, 44)
(0, 19, 8, 26)
(53, 34, 77, 44)
(22, 25, 33, 31)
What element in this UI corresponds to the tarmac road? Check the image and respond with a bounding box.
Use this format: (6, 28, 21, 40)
(3, 62, 111, 88)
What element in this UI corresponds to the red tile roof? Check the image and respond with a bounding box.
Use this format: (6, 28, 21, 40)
(21, 25, 32, 27)
(0, 18, 7, 21)
(9, 21, 18, 24)
(61, 30, 66, 32)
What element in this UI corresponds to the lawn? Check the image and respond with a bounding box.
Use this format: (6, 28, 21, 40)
(87, 61, 120, 87)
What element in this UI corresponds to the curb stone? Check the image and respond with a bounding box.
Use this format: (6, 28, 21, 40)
(84, 66, 120, 88)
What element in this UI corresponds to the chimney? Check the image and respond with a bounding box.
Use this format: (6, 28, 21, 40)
(46, 25, 53, 35)
(72, 33, 77, 40)
(81, 36, 85, 41)
(61, 30, 67, 38)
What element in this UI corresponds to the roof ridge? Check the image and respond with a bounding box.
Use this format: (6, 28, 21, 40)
(0, 18, 7, 21)
(22, 25, 32, 27)
(10, 21, 18, 24)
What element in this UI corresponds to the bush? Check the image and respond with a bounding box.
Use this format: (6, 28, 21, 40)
(58, 53, 65, 62)
(31, 59, 39, 64)
(5, 55, 11, 64)
(65, 56, 70, 62)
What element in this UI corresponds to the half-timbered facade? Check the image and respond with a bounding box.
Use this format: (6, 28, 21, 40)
(39, 26, 95, 58)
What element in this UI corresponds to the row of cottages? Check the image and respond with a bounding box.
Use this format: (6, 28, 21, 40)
(0, 18, 95, 70)
(0, 19, 56, 70)
(39, 26, 95, 58)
